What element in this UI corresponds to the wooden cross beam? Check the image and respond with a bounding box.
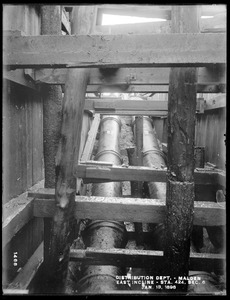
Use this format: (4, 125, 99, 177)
(69, 247, 225, 274)
(85, 84, 225, 94)
(75, 164, 226, 187)
(3, 33, 226, 69)
(83, 97, 226, 115)
(84, 98, 167, 115)
(4, 65, 226, 93)
(27, 191, 226, 227)
(34, 66, 226, 89)
(5, 69, 225, 93)
(3, 187, 225, 248)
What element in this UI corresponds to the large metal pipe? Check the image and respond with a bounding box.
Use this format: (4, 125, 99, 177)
(133, 116, 166, 250)
(77, 115, 127, 293)
(132, 116, 166, 200)
(142, 117, 166, 250)
(142, 116, 167, 199)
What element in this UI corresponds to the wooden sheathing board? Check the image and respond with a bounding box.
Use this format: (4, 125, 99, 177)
(195, 107, 226, 170)
(3, 4, 43, 201)
(2, 79, 43, 201)
(2, 4, 44, 289)
(153, 97, 226, 171)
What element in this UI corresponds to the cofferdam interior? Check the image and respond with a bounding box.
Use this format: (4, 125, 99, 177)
(2, 4, 226, 296)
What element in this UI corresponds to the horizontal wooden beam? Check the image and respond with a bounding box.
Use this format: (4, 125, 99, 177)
(84, 97, 226, 115)
(3, 69, 39, 91)
(204, 94, 226, 110)
(35, 66, 226, 86)
(29, 191, 226, 227)
(4, 33, 226, 69)
(75, 164, 225, 186)
(86, 110, 167, 116)
(2, 195, 34, 248)
(85, 84, 225, 94)
(35, 66, 226, 93)
(7, 242, 43, 290)
(69, 247, 225, 273)
(3, 71, 226, 94)
(75, 197, 226, 227)
(2, 180, 44, 247)
(77, 165, 167, 183)
(85, 98, 167, 115)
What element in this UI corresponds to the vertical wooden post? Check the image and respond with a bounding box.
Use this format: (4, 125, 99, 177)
(71, 5, 97, 195)
(40, 5, 63, 293)
(41, 6, 62, 189)
(41, 6, 91, 293)
(164, 5, 199, 292)
(44, 6, 93, 293)
(47, 69, 90, 293)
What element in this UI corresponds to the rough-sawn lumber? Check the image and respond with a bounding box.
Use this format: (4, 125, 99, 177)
(69, 247, 225, 273)
(35, 66, 226, 86)
(4, 33, 226, 69)
(28, 191, 226, 227)
(75, 164, 225, 186)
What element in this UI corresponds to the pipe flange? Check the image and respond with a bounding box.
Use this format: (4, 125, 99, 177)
(95, 149, 123, 164)
(100, 116, 122, 129)
(132, 116, 153, 127)
(85, 220, 126, 234)
(143, 116, 153, 125)
(77, 273, 117, 287)
(143, 149, 166, 161)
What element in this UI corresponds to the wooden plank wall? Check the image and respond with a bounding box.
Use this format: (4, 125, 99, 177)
(3, 4, 43, 203)
(195, 106, 226, 169)
(3, 5, 41, 34)
(151, 93, 226, 170)
(2, 4, 44, 288)
(3, 81, 43, 203)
